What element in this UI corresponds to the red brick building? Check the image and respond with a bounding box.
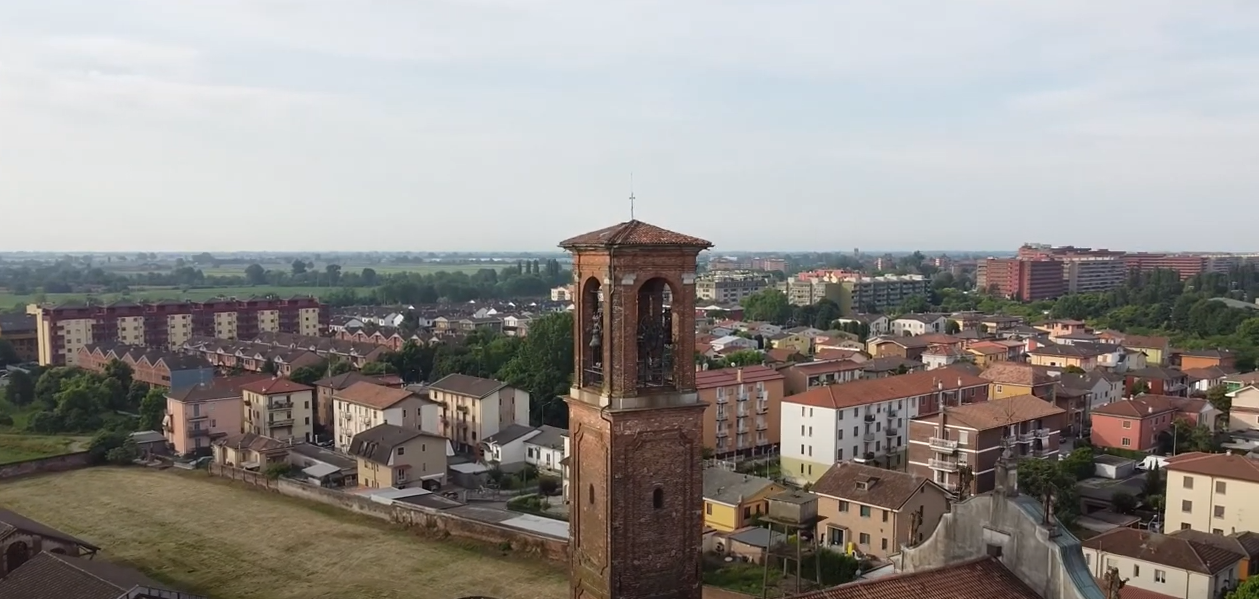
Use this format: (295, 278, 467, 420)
(978, 258, 1065, 301)
(1122, 253, 1211, 280)
(561, 220, 710, 599)
(77, 343, 215, 389)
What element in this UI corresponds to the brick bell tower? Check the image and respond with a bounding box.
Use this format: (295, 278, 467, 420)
(559, 220, 712, 599)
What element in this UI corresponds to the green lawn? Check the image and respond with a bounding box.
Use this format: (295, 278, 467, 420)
(0, 434, 87, 464)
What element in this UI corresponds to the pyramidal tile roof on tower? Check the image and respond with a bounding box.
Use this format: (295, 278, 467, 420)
(558, 219, 713, 249)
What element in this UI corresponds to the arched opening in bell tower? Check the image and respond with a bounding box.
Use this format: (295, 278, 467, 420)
(636, 277, 680, 390)
(580, 276, 604, 388)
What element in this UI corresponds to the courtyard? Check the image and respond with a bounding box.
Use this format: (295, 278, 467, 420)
(0, 467, 567, 599)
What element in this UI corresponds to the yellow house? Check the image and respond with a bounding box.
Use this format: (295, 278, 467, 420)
(979, 363, 1057, 401)
(770, 333, 812, 355)
(350, 423, 447, 490)
(702, 469, 784, 532)
(211, 432, 290, 470)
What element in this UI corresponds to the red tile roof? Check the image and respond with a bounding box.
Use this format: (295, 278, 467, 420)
(238, 377, 314, 395)
(695, 365, 784, 389)
(334, 382, 421, 410)
(789, 360, 865, 375)
(1165, 452, 1259, 484)
(558, 219, 713, 249)
(790, 556, 1040, 599)
(1091, 395, 1180, 418)
(930, 394, 1064, 430)
(783, 369, 988, 410)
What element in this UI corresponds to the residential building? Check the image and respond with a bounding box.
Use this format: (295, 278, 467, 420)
(211, 432, 290, 469)
(1179, 349, 1238, 372)
(779, 360, 864, 395)
(977, 257, 1065, 301)
(349, 423, 447, 490)
(1167, 528, 1259, 581)
(426, 373, 529, 453)
(523, 425, 568, 479)
(1227, 385, 1259, 431)
(889, 313, 947, 337)
(163, 373, 271, 456)
(27, 297, 327, 366)
(240, 377, 315, 442)
(1163, 452, 1259, 535)
(695, 271, 772, 303)
(1112, 333, 1172, 366)
(0, 314, 37, 362)
(482, 424, 542, 466)
(0, 508, 100, 577)
(287, 442, 359, 488)
(865, 335, 930, 361)
(1223, 372, 1259, 393)
(0, 551, 205, 599)
(701, 469, 784, 532)
(1185, 366, 1231, 394)
(333, 382, 439, 452)
(858, 356, 926, 379)
(1089, 395, 1184, 452)
(1017, 244, 1128, 294)
(708, 335, 758, 353)
(907, 394, 1065, 495)
(1123, 253, 1212, 280)
(811, 462, 950, 559)
(834, 275, 928, 316)
(312, 371, 405, 438)
(780, 369, 990, 484)
(550, 285, 574, 302)
(965, 341, 1013, 367)
(980, 363, 1057, 401)
(1080, 527, 1242, 599)
(921, 345, 965, 370)
(1126, 367, 1191, 397)
(1026, 342, 1105, 371)
(695, 366, 784, 457)
(77, 343, 214, 389)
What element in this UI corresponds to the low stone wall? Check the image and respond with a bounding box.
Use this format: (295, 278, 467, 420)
(207, 463, 567, 561)
(0, 451, 93, 480)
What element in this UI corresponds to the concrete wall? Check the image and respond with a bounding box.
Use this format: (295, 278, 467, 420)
(0, 451, 92, 480)
(207, 464, 566, 562)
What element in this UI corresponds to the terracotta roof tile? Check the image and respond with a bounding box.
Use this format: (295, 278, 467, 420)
(1081, 527, 1242, 574)
(0, 552, 183, 599)
(789, 360, 865, 376)
(790, 556, 1040, 599)
(932, 394, 1064, 430)
(1165, 452, 1259, 484)
(784, 369, 988, 410)
(335, 382, 425, 410)
(979, 363, 1054, 386)
(559, 219, 713, 249)
(238, 377, 313, 395)
(811, 462, 939, 510)
(1091, 395, 1180, 418)
(695, 365, 784, 390)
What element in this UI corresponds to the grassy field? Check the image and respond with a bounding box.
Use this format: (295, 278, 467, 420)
(0, 286, 343, 308)
(0, 468, 567, 599)
(0, 434, 88, 464)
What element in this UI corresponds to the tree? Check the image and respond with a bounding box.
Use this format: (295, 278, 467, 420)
(944, 320, 961, 335)
(1111, 492, 1138, 515)
(896, 295, 931, 315)
(361, 267, 378, 286)
(262, 358, 278, 375)
(87, 429, 129, 464)
(3, 370, 34, 406)
(137, 387, 167, 432)
(723, 350, 764, 367)
(741, 289, 792, 325)
(1227, 576, 1259, 599)
(290, 363, 326, 386)
(103, 359, 133, 390)
(1144, 464, 1165, 497)
(106, 438, 140, 465)
(360, 361, 392, 375)
(1018, 457, 1080, 526)
(1207, 384, 1231, 429)
(1060, 446, 1096, 480)
(0, 339, 19, 366)
(244, 263, 267, 285)
(498, 312, 573, 427)
(956, 464, 975, 500)
(291, 259, 308, 275)
(325, 264, 342, 286)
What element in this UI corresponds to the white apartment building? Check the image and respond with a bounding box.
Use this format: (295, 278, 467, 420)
(779, 369, 990, 485)
(1081, 528, 1242, 599)
(890, 314, 948, 336)
(1163, 452, 1259, 535)
(332, 382, 439, 452)
(695, 271, 772, 303)
(240, 378, 315, 443)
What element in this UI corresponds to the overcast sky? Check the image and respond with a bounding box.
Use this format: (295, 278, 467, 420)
(2, 1, 1257, 253)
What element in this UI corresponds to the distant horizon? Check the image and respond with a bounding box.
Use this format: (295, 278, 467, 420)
(3, 247, 1258, 256)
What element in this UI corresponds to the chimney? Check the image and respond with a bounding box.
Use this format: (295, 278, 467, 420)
(1147, 406, 1153, 414)
(736, 368, 744, 383)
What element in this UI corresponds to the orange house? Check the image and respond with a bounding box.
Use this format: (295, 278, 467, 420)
(695, 365, 785, 458)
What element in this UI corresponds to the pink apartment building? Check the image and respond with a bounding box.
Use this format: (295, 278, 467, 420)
(164, 374, 270, 456)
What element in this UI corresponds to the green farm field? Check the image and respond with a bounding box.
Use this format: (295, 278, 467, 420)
(0, 468, 567, 599)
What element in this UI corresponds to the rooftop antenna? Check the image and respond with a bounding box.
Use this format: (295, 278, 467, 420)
(629, 172, 636, 220)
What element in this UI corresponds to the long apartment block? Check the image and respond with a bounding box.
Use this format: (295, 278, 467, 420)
(28, 297, 328, 366)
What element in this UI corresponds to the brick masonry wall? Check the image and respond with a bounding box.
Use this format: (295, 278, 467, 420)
(0, 451, 92, 480)
(207, 464, 566, 562)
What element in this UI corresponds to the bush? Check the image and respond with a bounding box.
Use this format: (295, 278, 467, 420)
(538, 476, 561, 496)
(1112, 492, 1138, 515)
(105, 439, 139, 465)
(87, 429, 129, 464)
(0, 414, 13, 427)
(263, 462, 296, 480)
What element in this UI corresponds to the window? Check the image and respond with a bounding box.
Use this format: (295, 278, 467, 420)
(882, 510, 889, 522)
(986, 544, 1002, 558)
(743, 507, 751, 519)
(1133, 564, 1139, 577)
(995, 385, 1003, 393)
(1183, 476, 1194, 489)
(1154, 570, 1166, 583)
(1122, 420, 1131, 429)
(858, 533, 871, 546)
(1214, 528, 1224, 535)
(588, 484, 594, 505)
(860, 506, 871, 518)
(1121, 438, 1131, 447)
(1217, 481, 1227, 494)
(1182, 500, 1193, 512)
(1215, 505, 1225, 519)
(881, 538, 888, 550)
(397, 447, 406, 456)
(653, 488, 664, 509)
(706, 503, 713, 515)
(839, 501, 849, 512)
(1180, 523, 1192, 530)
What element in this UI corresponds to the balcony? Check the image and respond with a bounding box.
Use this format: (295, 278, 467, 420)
(928, 458, 959, 472)
(756, 421, 768, 431)
(716, 395, 728, 404)
(1017, 431, 1035, 444)
(862, 432, 876, 442)
(863, 414, 876, 422)
(884, 428, 897, 437)
(716, 428, 729, 438)
(928, 437, 959, 451)
(716, 412, 729, 421)
(1034, 428, 1051, 439)
(756, 403, 769, 414)
(887, 408, 898, 418)
(189, 429, 211, 438)
(270, 418, 294, 427)
(269, 401, 293, 410)
(737, 409, 749, 418)
(187, 413, 208, 422)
